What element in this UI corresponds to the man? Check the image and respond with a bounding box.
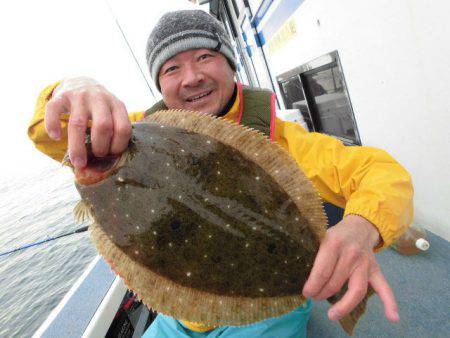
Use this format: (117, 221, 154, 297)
(28, 10, 413, 338)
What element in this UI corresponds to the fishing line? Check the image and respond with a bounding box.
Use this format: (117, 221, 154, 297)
(0, 226, 88, 257)
(3, 3, 151, 258)
(103, 0, 156, 99)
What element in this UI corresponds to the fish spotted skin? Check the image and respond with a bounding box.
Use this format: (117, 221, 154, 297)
(76, 122, 319, 298)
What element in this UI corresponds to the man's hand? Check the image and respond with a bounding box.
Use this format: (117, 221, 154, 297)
(45, 76, 132, 168)
(302, 215, 400, 323)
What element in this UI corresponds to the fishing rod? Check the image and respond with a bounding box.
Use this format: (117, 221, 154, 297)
(2, 4, 146, 258)
(0, 226, 89, 258)
(103, 0, 156, 99)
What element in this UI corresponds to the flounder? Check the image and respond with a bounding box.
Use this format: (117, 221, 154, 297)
(72, 110, 371, 335)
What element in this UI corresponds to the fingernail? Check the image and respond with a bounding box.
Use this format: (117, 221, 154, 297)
(72, 157, 85, 168)
(48, 130, 61, 140)
(328, 309, 339, 321)
(392, 311, 400, 322)
(302, 286, 311, 297)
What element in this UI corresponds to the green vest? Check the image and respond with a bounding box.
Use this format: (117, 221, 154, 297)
(144, 85, 274, 137)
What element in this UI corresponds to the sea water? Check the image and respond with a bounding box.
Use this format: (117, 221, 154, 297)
(0, 165, 97, 337)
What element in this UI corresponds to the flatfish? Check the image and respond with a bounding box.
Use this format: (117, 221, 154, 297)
(73, 110, 369, 335)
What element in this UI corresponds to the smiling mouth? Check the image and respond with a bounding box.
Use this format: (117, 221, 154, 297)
(186, 90, 213, 102)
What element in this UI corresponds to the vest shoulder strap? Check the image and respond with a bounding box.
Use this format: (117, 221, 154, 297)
(144, 100, 167, 117)
(241, 86, 274, 137)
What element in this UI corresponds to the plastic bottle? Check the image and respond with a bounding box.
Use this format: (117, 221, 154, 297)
(391, 224, 430, 255)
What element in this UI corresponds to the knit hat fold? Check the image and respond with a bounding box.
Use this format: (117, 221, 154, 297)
(146, 10, 236, 90)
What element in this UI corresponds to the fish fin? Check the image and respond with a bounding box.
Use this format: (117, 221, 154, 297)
(327, 284, 375, 336)
(73, 200, 93, 223)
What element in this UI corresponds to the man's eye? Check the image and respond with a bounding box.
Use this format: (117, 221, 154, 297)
(199, 54, 213, 61)
(164, 66, 178, 74)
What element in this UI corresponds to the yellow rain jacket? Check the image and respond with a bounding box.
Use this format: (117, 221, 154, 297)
(28, 81, 413, 332)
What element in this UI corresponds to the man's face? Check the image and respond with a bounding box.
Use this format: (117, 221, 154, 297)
(158, 49, 235, 116)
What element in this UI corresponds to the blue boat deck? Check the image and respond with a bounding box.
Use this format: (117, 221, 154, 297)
(308, 231, 450, 337)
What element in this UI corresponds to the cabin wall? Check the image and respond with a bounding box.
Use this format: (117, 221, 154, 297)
(262, 0, 450, 240)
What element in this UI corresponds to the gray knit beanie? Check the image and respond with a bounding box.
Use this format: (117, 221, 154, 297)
(146, 10, 236, 90)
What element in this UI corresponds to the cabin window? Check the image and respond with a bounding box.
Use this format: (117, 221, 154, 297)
(277, 51, 361, 145)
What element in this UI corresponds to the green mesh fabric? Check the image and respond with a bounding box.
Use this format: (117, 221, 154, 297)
(144, 85, 273, 137)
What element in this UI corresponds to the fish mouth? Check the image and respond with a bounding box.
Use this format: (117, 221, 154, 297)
(74, 152, 127, 185)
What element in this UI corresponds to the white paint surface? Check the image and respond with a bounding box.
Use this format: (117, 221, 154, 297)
(264, 0, 450, 240)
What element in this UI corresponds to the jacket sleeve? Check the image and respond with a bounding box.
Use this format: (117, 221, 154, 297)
(273, 117, 414, 249)
(27, 81, 145, 162)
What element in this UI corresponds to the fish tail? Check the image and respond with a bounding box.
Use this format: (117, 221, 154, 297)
(327, 285, 375, 336)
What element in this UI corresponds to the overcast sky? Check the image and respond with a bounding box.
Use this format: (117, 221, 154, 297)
(0, 0, 202, 180)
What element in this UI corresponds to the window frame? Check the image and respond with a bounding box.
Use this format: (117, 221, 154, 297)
(277, 51, 361, 145)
